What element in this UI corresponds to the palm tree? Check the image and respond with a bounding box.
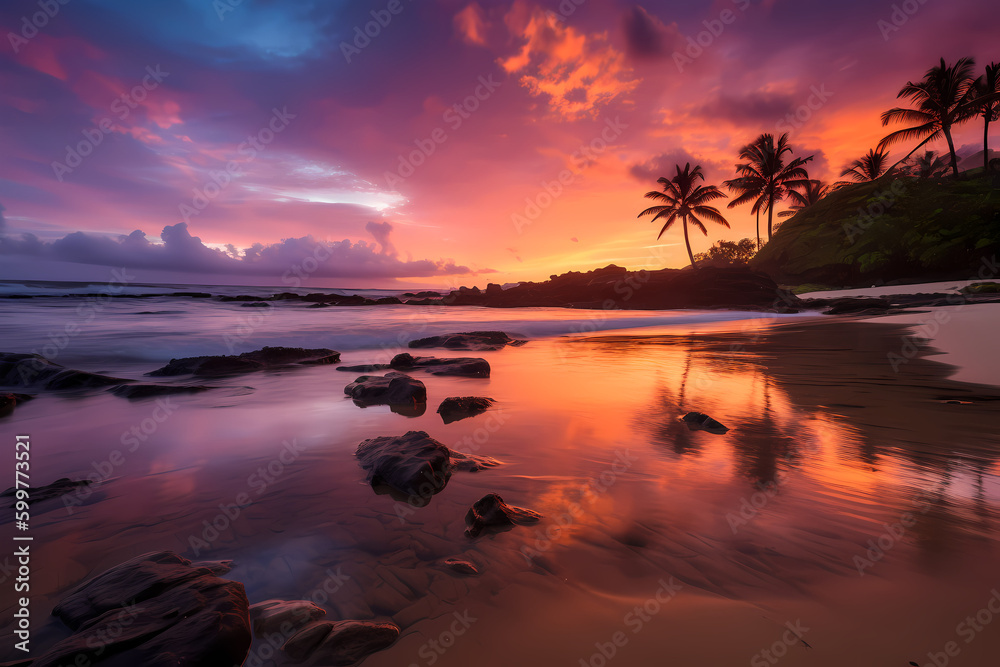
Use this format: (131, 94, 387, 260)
(778, 180, 828, 218)
(841, 148, 891, 182)
(638, 163, 730, 269)
(724, 133, 812, 244)
(905, 150, 949, 178)
(878, 57, 978, 177)
(971, 62, 1000, 174)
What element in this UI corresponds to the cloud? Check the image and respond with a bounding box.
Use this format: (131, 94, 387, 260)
(0, 222, 484, 280)
(454, 3, 489, 46)
(692, 91, 797, 128)
(500, 4, 640, 119)
(629, 149, 731, 185)
(622, 6, 682, 60)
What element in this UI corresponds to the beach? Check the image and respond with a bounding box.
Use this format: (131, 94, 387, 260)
(2, 286, 999, 666)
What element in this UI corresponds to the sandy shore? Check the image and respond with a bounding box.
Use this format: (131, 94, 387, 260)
(2, 314, 1000, 666)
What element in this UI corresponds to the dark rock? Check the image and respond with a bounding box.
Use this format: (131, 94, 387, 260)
(148, 346, 340, 377)
(170, 292, 213, 298)
(961, 282, 1000, 294)
(355, 431, 499, 499)
(249, 599, 326, 637)
(390, 353, 490, 378)
(0, 352, 128, 391)
(0, 392, 32, 417)
(2, 477, 90, 505)
(307, 302, 332, 308)
(438, 396, 495, 424)
(375, 296, 403, 305)
(680, 412, 729, 434)
(36, 551, 251, 667)
(283, 620, 398, 665)
(465, 493, 542, 537)
(344, 372, 426, 407)
(442, 558, 479, 575)
(821, 297, 893, 315)
(402, 291, 442, 298)
(109, 384, 213, 399)
(336, 364, 392, 373)
(408, 330, 527, 351)
(240, 301, 271, 308)
(219, 294, 266, 302)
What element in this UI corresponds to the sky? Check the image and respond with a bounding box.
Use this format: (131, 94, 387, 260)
(0, 0, 996, 288)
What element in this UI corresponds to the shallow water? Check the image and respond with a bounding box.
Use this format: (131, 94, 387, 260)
(1, 292, 999, 666)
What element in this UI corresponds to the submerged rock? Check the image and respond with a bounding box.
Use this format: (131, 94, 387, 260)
(336, 364, 392, 373)
(249, 599, 326, 637)
(282, 620, 399, 665)
(344, 372, 426, 407)
(442, 558, 480, 575)
(240, 301, 271, 308)
(0, 352, 128, 391)
(148, 346, 340, 377)
(465, 493, 542, 538)
(408, 331, 527, 351)
(681, 412, 729, 434)
(437, 396, 495, 423)
(0, 392, 32, 417)
(36, 551, 251, 667)
(355, 431, 499, 499)
(821, 297, 892, 315)
(2, 477, 90, 505)
(109, 384, 213, 399)
(390, 353, 490, 378)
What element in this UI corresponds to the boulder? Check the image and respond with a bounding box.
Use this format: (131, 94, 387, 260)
(408, 331, 527, 351)
(465, 493, 542, 538)
(249, 599, 326, 637)
(0, 352, 128, 391)
(282, 620, 398, 665)
(148, 346, 340, 377)
(0, 392, 32, 417)
(344, 372, 426, 407)
(355, 431, 499, 499)
(34, 551, 251, 667)
(390, 353, 490, 378)
(437, 396, 495, 424)
(240, 301, 271, 308)
(680, 412, 729, 434)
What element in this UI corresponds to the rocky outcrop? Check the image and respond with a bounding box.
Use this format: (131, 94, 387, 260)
(344, 372, 427, 407)
(148, 347, 340, 377)
(355, 431, 500, 499)
(390, 353, 490, 378)
(249, 599, 326, 637)
(282, 620, 399, 665)
(408, 331, 527, 351)
(465, 493, 542, 538)
(34, 551, 251, 667)
(437, 397, 495, 423)
(680, 412, 729, 434)
(0, 353, 128, 391)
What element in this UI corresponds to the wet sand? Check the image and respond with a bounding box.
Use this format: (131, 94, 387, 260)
(3, 315, 1000, 666)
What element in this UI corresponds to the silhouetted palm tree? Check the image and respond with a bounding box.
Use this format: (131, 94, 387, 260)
(971, 61, 1000, 174)
(841, 148, 891, 182)
(724, 133, 812, 243)
(778, 180, 828, 218)
(905, 150, 949, 178)
(638, 163, 731, 269)
(878, 57, 978, 177)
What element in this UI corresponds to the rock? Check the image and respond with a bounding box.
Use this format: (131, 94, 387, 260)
(465, 493, 542, 537)
(171, 292, 213, 298)
(961, 282, 1000, 294)
(355, 431, 499, 499)
(344, 372, 427, 407)
(308, 303, 331, 308)
(109, 384, 213, 399)
(402, 291, 442, 298)
(437, 396, 495, 424)
(2, 477, 90, 505)
(336, 364, 392, 373)
(442, 558, 479, 575)
(0, 392, 32, 417)
(0, 352, 128, 391)
(408, 331, 527, 351)
(35, 551, 251, 667)
(680, 412, 729, 434)
(283, 620, 399, 665)
(249, 599, 326, 637)
(240, 301, 271, 307)
(375, 296, 403, 305)
(821, 297, 893, 315)
(390, 353, 490, 378)
(148, 346, 340, 377)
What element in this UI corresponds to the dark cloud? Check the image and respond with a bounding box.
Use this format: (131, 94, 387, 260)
(0, 222, 482, 280)
(692, 91, 797, 128)
(629, 149, 730, 185)
(622, 6, 682, 60)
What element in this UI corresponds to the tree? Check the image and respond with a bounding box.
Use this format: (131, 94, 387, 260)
(840, 148, 891, 182)
(904, 150, 949, 178)
(971, 61, 1000, 174)
(724, 133, 812, 245)
(778, 180, 828, 217)
(878, 57, 978, 177)
(638, 163, 731, 269)
(693, 238, 758, 265)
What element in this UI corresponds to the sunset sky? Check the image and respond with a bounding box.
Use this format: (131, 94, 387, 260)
(0, 0, 995, 288)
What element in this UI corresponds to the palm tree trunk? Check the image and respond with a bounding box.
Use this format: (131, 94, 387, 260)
(755, 209, 760, 250)
(682, 215, 696, 269)
(944, 126, 960, 177)
(767, 194, 775, 241)
(985, 115, 992, 175)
